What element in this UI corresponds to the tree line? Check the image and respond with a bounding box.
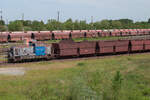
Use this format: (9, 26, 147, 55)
(0, 18, 150, 31)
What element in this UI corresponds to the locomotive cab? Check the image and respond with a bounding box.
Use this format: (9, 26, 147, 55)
(8, 47, 15, 62)
(8, 39, 53, 62)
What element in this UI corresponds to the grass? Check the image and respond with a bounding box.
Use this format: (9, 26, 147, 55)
(44, 36, 127, 43)
(0, 54, 150, 99)
(73, 36, 127, 42)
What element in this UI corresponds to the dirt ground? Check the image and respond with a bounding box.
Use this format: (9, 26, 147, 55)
(0, 67, 27, 76)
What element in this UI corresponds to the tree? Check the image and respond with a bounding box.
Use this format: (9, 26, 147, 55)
(111, 20, 122, 29)
(0, 25, 6, 32)
(0, 20, 5, 25)
(0, 20, 6, 31)
(100, 20, 110, 29)
(31, 20, 45, 31)
(24, 26, 32, 31)
(93, 21, 101, 30)
(118, 19, 133, 24)
(148, 18, 150, 23)
(23, 20, 32, 26)
(4, 18, 150, 31)
(79, 20, 87, 30)
(46, 19, 62, 31)
(64, 18, 74, 30)
(73, 20, 80, 30)
(8, 20, 23, 31)
(118, 19, 133, 29)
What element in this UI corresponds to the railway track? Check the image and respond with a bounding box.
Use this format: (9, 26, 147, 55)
(0, 51, 150, 66)
(44, 52, 150, 62)
(0, 35, 150, 66)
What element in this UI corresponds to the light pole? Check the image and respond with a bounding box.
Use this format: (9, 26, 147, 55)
(22, 13, 24, 32)
(57, 11, 60, 30)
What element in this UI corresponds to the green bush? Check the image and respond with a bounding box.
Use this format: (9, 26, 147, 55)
(77, 62, 85, 67)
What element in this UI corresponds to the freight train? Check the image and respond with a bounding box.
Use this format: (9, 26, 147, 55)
(8, 39, 150, 62)
(1, 29, 150, 42)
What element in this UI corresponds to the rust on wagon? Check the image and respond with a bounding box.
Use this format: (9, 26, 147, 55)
(39, 31, 52, 40)
(53, 31, 70, 40)
(0, 32, 9, 42)
(8, 32, 31, 42)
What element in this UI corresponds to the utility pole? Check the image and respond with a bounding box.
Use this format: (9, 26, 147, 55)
(91, 16, 93, 24)
(6, 19, 8, 25)
(0, 9, 2, 33)
(57, 11, 60, 22)
(6, 18, 8, 32)
(22, 13, 24, 31)
(22, 13, 24, 21)
(57, 11, 60, 30)
(0, 8, 2, 21)
(91, 16, 94, 30)
(85, 18, 87, 30)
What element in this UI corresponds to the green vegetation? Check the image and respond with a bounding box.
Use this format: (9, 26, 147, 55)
(44, 36, 128, 43)
(0, 54, 150, 99)
(8, 20, 23, 31)
(72, 36, 127, 42)
(1, 18, 150, 31)
(0, 20, 7, 31)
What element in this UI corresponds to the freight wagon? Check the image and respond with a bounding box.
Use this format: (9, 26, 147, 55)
(8, 38, 150, 63)
(1, 29, 150, 42)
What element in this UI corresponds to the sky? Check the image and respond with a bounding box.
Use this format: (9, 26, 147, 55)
(1, 0, 150, 23)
